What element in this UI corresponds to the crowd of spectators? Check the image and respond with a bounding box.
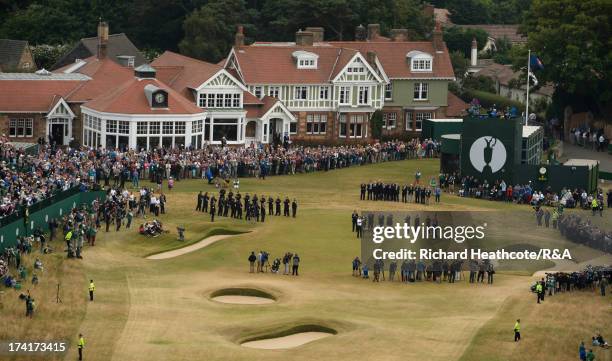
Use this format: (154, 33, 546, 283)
(569, 127, 609, 152)
(0, 137, 443, 221)
(437, 172, 610, 212)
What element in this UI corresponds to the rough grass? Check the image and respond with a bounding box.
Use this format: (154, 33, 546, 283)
(0, 159, 610, 361)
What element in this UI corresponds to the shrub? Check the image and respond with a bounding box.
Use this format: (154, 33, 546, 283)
(463, 89, 524, 110)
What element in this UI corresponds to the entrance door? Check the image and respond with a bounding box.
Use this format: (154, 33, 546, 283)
(268, 118, 283, 146)
(50, 124, 64, 146)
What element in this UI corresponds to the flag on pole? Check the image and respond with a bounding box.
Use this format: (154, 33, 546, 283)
(528, 70, 539, 86)
(530, 54, 544, 70)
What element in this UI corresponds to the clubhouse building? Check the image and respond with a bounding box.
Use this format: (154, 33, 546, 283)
(0, 22, 464, 149)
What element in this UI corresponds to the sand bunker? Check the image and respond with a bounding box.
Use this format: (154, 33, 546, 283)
(241, 332, 333, 349)
(212, 295, 275, 305)
(240, 325, 337, 349)
(146, 234, 234, 260)
(210, 288, 276, 305)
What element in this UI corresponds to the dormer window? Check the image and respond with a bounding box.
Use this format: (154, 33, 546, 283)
(298, 59, 315, 68)
(407, 51, 433, 72)
(292, 50, 318, 69)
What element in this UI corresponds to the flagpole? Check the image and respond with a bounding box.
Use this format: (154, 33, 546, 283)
(525, 49, 531, 125)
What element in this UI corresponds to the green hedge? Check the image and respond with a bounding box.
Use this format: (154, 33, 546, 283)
(462, 89, 525, 110)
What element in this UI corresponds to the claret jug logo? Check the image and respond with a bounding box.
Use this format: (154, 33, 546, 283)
(469, 136, 507, 174)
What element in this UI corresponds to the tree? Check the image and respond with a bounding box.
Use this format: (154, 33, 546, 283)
(370, 110, 384, 140)
(0, 0, 131, 45)
(463, 74, 496, 93)
(489, 36, 513, 64)
(447, 0, 491, 24)
(449, 50, 468, 79)
(520, 0, 611, 114)
(125, 0, 207, 52)
(443, 26, 488, 58)
(30, 44, 70, 70)
(179, 0, 256, 63)
(448, 0, 533, 25)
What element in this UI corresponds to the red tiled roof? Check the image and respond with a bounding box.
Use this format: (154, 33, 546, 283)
(83, 77, 204, 115)
(230, 45, 358, 84)
(0, 80, 82, 112)
(329, 41, 455, 79)
(243, 91, 263, 105)
(446, 92, 468, 117)
(245, 96, 281, 118)
(151, 51, 221, 98)
(64, 58, 134, 102)
(456, 25, 527, 44)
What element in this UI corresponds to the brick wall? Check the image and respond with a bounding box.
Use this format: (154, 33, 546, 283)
(0, 113, 46, 142)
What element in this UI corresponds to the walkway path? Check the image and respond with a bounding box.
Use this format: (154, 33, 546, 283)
(559, 142, 612, 172)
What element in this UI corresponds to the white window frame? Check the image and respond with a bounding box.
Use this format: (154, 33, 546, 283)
(319, 86, 329, 100)
(414, 112, 431, 131)
(358, 86, 370, 105)
(339, 86, 351, 105)
(413, 82, 428, 100)
(349, 114, 364, 138)
(9, 118, 33, 137)
(405, 111, 413, 131)
(384, 83, 393, 100)
(411, 57, 432, 71)
(268, 86, 280, 98)
(306, 114, 327, 135)
(199, 92, 242, 109)
(294, 86, 308, 100)
(339, 114, 347, 138)
(383, 112, 397, 129)
(253, 86, 263, 99)
(297, 58, 317, 69)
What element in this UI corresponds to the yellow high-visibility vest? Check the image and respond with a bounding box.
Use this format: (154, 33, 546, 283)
(514, 322, 520, 332)
(536, 283, 543, 293)
(78, 337, 85, 348)
(89, 282, 95, 292)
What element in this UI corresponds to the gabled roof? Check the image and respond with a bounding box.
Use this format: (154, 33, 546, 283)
(245, 96, 295, 120)
(329, 41, 455, 79)
(52, 33, 146, 70)
(228, 45, 360, 84)
(151, 51, 224, 100)
(82, 77, 204, 115)
(0, 80, 82, 112)
(0, 39, 30, 70)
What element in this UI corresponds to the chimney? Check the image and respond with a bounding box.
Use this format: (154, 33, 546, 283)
(423, 3, 434, 18)
(366, 51, 377, 67)
(305, 27, 324, 43)
(295, 30, 314, 46)
(432, 21, 443, 52)
(355, 24, 366, 41)
(235, 25, 245, 47)
(471, 38, 478, 66)
(390, 29, 409, 42)
(97, 21, 109, 59)
(367, 24, 380, 41)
